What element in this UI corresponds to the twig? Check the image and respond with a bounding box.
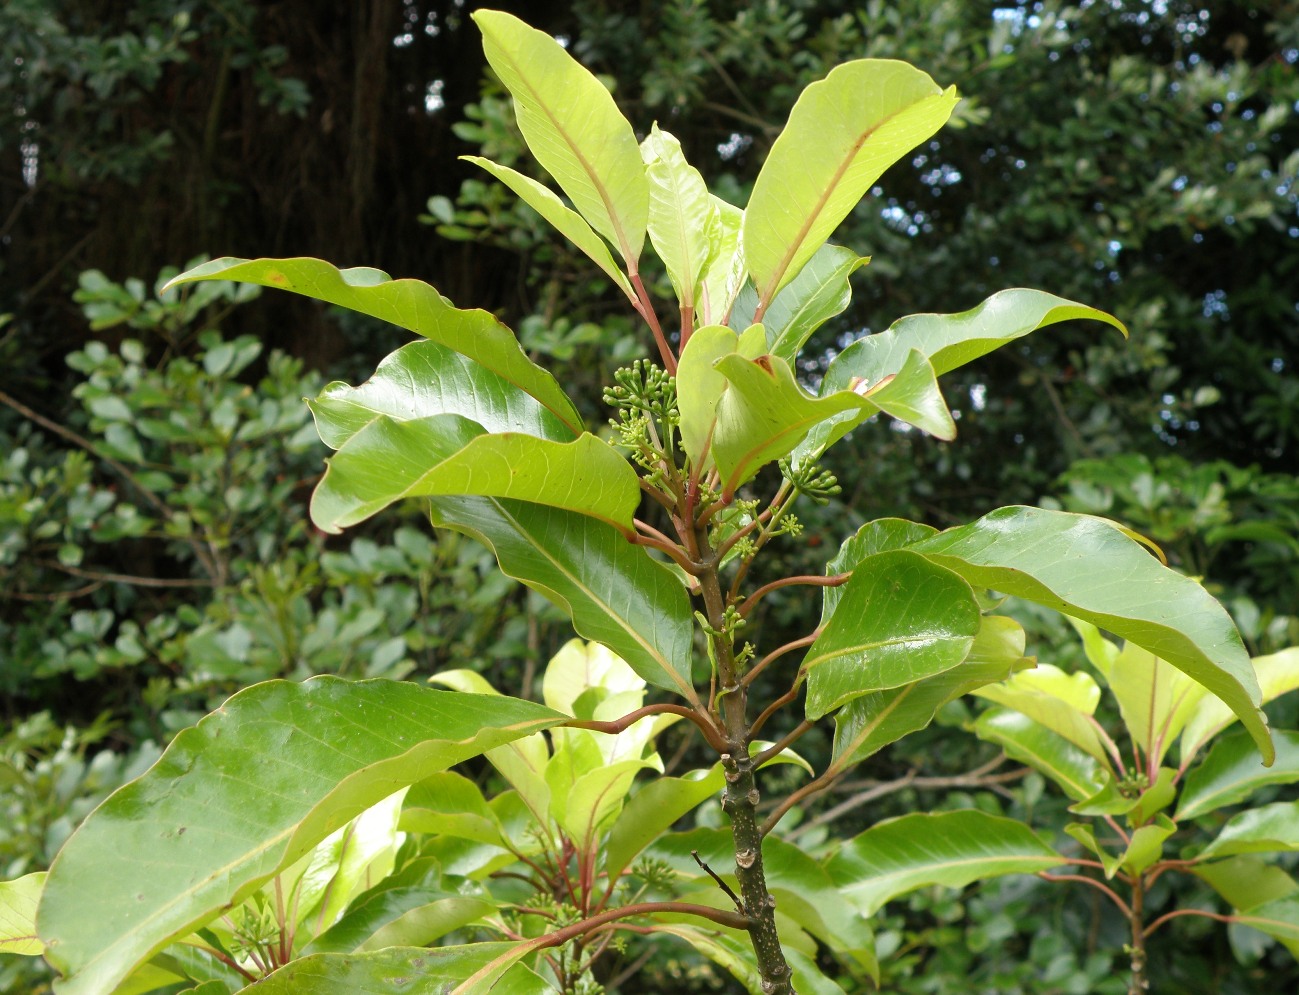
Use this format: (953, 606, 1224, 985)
(565, 703, 727, 753)
(742, 630, 819, 689)
(1144, 908, 1238, 938)
(760, 768, 843, 838)
(739, 573, 849, 619)
(37, 561, 214, 588)
(748, 680, 803, 739)
(692, 850, 744, 913)
(751, 720, 815, 769)
(1038, 872, 1131, 917)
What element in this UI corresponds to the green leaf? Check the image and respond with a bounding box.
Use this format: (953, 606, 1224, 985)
(428, 497, 698, 701)
(163, 257, 583, 434)
(821, 289, 1127, 387)
(1069, 619, 1206, 768)
(1235, 896, 1299, 945)
(463, 156, 635, 300)
(697, 196, 745, 326)
(1121, 815, 1177, 875)
(744, 60, 957, 307)
(676, 323, 765, 472)
(1201, 802, 1299, 859)
(311, 417, 639, 535)
(309, 339, 574, 451)
(38, 680, 565, 995)
(604, 768, 724, 881)
(1181, 647, 1299, 765)
(827, 810, 1066, 916)
(473, 10, 647, 264)
(1177, 731, 1299, 821)
(972, 709, 1109, 801)
(400, 773, 508, 846)
(911, 506, 1272, 763)
(804, 549, 981, 719)
(730, 243, 868, 364)
(822, 518, 939, 622)
(973, 664, 1112, 765)
(240, 944, 554, 995)
(641, 126, 712, 309)
(548, 755, 654, 855)
(712, 351, 870, 496)
(0, 872, 44, 955)
(830, 615, 1033, 770)
(1194, 855, 1299, 912)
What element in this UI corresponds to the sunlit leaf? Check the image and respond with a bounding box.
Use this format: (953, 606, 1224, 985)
(642, 126, 712, 309)
(1181, 647, 1299, 765)
(1200, 802, 1299, 860)
(973, 663, 1112, 765)
(1177, 731, 1299, 821)
(676, 323, 765, 472)
(973, 708, 1110, 801)
(0, 872, 44, 955)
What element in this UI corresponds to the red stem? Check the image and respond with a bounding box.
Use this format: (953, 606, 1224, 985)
(1144, 907, 1239, 938)
(1037, 871, 1131, 917)
(632, 272, 676, 373)
(566, 703, 727, 753)
(739, 573, 849, 619)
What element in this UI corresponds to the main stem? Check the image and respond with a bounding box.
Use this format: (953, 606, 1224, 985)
(697, 546, 795, 994)
(1128, 874, 1149, 994)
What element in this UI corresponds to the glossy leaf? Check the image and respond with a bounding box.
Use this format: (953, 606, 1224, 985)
(241, 943, 553, 995)
(1177, 731, 1299, 821)
(822, 518, 939, 623)
(428, 497, 698, 701)
(911, 506, 1272, 763)
(603, 769, 723, 881)
(309, 339, 574, 451)
(824, 288, 1126, 386)
(641, 126, 711, 308)
(830, 615, 1032, 770)
(805, 549, 981, 719)
(973, 708, 1110, 801)
(730, 243, 868, 364)
(311, 416, 638, 535)
(828, 810, 1066, 916)
(464, 156, 635, 300)
(163, 256, 583, 434)
(676, 323, 765, 472)
(1194, 855, 1299, 914)
(744, 59, 957, 307)
(712, 350, 870, 496)
(39, 679, 565, 995)
(0, 872, 43, 955)
(973, 664, 1112, 765)
(1200, 802, 1299, 859)
(1070, 766, 1176, 820)
(474, 9, 647, 263)
(1181, 647, 1299, 764)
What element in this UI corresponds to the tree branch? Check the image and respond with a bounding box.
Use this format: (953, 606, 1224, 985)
(1038, 871, 1131, 917)
(565, 703, 727, 753)
(738, 572, 849, 619)
(1144, 907, 1239, 938)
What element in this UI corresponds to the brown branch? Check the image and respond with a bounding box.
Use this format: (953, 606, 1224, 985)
(630, 533, 703, 575)
(1144, 907, 1239, 938)
(631, 272, 676, 374)
(566, 703, 727, 753)
(37, 561, 214, 588)
(748, 680, 803, 739)
(1038, 872, 1131, 917)
(742, 630, 820, 689)
(751, 720, 815, 769)
(692, 850, 744, 913)
(760, 767, 843, 838)
(2, 579, 104, 601)
(738, 572, 849, 619)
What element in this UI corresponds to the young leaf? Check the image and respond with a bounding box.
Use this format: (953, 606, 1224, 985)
(804, 549, 981, 719)
(827, 810, 1066, 916)
(1180, 647, 1299, 765)
(973, 664, 1113, 765)
(1176, 731, 1299, 821)
(463, 156, 636, 300)
(163, 256, 584, 434)
(730, 243, 869, 364)
(973, 708, 1111, 801)
(830, 615, 1033, 770)
(311, 417, 639, 536)
(641, 125, 712, 309)
(427, 497, 698, 702)
(38, 679, 565, 995)
(697, 196, 745, 326)
(911, 506, 1273, 763)
(744, 59, 957, 308)
(474, 9, 648, 266)
(308, 339, 575, 450)
(676, 323, 766, 471)
(822, 518, 940, 622)
(712, 350, 870, 496)
(0, 872, 44, 955)
(604, 769, 724, 881)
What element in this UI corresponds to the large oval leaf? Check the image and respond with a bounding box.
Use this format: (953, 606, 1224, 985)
(1200, 801, 1299, 860)
(38, 680, 565, 995)
(1177, 731, 1299, 821)
(743, 60, 957, 308)
(309, 338, 575, 451)
(163, 256, 583, 434)
(311, 417, 639, 536)
(474, 10, 647, 264)
(827, 810, 1066, 916)
(1180, 647, 1299, 765)
(428, 496, 698, 702)
(911, 506, 1273, 763)
(804, 549, 981, 719)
